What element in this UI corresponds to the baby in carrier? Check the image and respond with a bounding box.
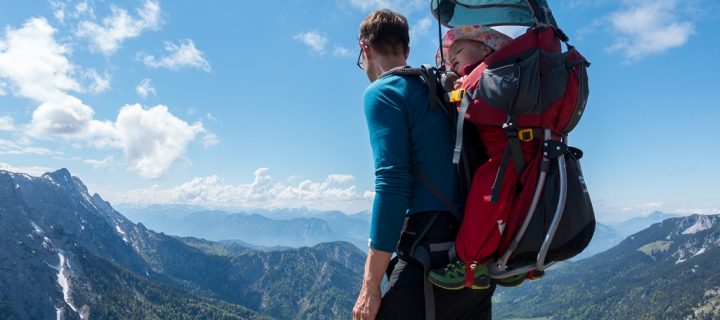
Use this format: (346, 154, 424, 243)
(428, 25, 540, 290)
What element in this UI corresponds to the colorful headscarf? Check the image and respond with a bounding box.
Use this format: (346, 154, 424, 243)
(436, 25, 514, 68)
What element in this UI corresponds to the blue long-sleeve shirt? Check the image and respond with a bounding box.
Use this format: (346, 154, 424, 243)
(364, 72, 459, 253)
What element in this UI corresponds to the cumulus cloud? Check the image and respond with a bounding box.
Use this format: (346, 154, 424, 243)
(108, 104, 208, 179)
(51, 0, 97, 24)
(294, 31, 328, 54)
(0, 162, 52, 176)
(332, 46, 352, 58)
(75, 0, 161, 55)
(82, 69, 111, 94)
(0, 116, 14, 131)
(140, 39, 211, 72)
(607, 0, 694, 60)
(410, 17, 433, 42)
(201, 132, 219, 147)
(115, 168, 374, 212)
(136, 78, 156, 98)
(29, 97, 95, 136)
(50, 0, 67, 23)
(0, 17, 81, 102)
(0, 17, 214, 179)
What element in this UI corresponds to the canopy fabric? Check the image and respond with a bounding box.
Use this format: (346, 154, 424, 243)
(431, 0, 559, 28)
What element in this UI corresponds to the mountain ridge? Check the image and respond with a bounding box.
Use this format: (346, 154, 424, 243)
(0, 168, 365, 320)
(494, 214, 720, 319)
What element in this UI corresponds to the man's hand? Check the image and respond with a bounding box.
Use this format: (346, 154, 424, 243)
(353, 248, 392, 320)
(353, 283, 382, 320)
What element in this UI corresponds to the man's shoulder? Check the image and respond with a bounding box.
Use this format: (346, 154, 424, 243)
(366, 73, 426, 97)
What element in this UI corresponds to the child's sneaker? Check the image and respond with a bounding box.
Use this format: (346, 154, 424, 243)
(428, 260, 490, 290)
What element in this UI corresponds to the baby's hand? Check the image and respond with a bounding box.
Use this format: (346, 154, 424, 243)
(453, 76, 467, 90)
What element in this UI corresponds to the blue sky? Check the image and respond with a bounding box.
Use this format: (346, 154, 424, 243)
(0, 0, 718, 222)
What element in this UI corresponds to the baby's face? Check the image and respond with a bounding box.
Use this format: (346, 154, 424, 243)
(448, 39, 493, 74)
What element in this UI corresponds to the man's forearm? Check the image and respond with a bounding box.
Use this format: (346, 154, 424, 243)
(362, 248, 393, 289)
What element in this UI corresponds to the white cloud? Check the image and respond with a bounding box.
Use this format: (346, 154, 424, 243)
(201, 132, 219, 147)
(0, 139, 57, 156)
(674, 208, 720, 215)
(332, 46, 352, 58)
(327, 174, 355, 183)
(83, 155, 117, 169)
(140, 39, 211, 72)
(111, 104, 207, 179)
(0, 116, 14, 131)
(410, 17, 433, 42)
(136, 78, 156, 98)
(348, 0, 424, 14)
(75, 0, 161, 55)
(0, 162, 52, 176)
(0, 17, 81, 102)
(29, 97, 95, 136)
(607, 0, 694, 60)
(30, 103, 212, 179)
(114, 168, 374, 212)
(50, 0, 67, 24)
(622, 201, 664, 212)
(82, 69, 111, 94)
(74, 1, 96, 20)
(1, 17, 211, 179)
(294, 31, 328, 54)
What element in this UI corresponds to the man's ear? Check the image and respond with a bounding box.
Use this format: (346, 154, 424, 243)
(363, 45, 373, 61)
(404, 47, 409, 60)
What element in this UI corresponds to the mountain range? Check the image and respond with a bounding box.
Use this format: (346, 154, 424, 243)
(3, 167, 716, 319)
(0, 169, 364, 319)
(118, 205, 371, 251)
(493, 214, 720, 319)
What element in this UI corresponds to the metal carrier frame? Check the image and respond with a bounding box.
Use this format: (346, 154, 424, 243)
(489, 129, 568, 279)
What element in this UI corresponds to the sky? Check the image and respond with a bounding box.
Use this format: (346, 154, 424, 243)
(0, 0, 718, 223)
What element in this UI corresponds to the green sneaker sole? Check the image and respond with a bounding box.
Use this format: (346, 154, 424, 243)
(428, 274, 491, 290)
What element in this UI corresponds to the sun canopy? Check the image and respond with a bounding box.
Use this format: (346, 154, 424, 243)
(431, 0, 559, 28)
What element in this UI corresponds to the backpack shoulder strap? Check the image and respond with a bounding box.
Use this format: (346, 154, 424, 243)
(412, 168, 463, 223)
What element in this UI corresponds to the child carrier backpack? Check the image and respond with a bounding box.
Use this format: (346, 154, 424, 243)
(386, 2, 595, 318)
(430, 0, 595, 280)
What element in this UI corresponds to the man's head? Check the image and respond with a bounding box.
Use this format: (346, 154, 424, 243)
(358, 9, 410, 81)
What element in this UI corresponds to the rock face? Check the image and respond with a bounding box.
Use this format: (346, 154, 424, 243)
(493, 214, 720, 319)
(0, 169, 365, 320)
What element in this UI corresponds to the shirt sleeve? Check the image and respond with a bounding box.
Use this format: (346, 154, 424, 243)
(364, 80, 413, 253)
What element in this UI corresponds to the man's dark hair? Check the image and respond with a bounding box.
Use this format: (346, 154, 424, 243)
(359, 9, 410, 56)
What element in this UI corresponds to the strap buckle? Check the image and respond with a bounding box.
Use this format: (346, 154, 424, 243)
(449, 89, 465, 103)
(518, 128, 534, 142)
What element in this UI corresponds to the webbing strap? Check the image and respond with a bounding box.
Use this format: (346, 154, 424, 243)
(452, 93, 472, 164)
(412, 246, 435, 320)
(507, 136, 526, 174)
(489, 146, 511, 204)
(412, 168, 463, 222)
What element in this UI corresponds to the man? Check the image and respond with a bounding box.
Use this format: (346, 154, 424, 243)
(352, 9, 494, 320)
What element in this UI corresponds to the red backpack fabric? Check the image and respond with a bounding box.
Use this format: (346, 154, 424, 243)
(450, 26, 594, 279)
